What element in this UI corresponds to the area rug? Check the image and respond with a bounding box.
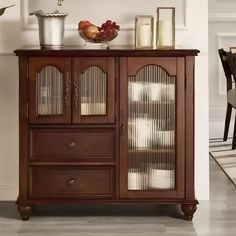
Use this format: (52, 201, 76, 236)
(209, 138, 236, 187)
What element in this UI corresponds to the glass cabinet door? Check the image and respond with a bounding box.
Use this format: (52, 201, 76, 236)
(72, 58, 115, 124)
(29, 57, 71, 124)
(120, 57, 185, 198)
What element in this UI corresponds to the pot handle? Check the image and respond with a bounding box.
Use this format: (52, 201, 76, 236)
(29, 10, 44, 16)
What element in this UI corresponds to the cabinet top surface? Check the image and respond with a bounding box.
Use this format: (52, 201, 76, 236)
(14, 45, 199, 57)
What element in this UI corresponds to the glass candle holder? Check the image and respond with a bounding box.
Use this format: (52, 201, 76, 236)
(135, 15, 154, 49)
(156, 7, 175, 49)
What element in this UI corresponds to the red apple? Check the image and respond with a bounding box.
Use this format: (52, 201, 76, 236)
(78, 21, 92, 30)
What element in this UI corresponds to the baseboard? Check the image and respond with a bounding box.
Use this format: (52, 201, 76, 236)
(209, 120, 234, 139)
(0, 184, 18, 201)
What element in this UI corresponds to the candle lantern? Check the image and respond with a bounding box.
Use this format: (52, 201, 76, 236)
(156, 7, 175, 49)
(135, 15, 154, 49)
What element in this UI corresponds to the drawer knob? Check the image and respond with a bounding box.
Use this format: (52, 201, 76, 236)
(68, 178, 75, 185)
(68, 142, 76, 148)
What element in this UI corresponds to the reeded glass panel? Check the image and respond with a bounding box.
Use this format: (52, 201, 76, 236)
(80, 66, 106, 116)
(37, 65, 63, 115)
(128, 65, 175, 191)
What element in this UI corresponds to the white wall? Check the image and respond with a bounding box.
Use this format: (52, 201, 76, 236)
(0, 0, 209, 200)
(209, 0, 236, 138)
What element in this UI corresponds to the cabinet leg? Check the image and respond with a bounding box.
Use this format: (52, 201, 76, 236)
(18, 205, 32, 221)
(181, 204, 197, 221)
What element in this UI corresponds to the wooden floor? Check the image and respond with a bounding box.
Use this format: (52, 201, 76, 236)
(0, 157, 236, 236)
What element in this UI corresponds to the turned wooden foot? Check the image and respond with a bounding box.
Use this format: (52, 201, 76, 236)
(18, 205, 32, 221)
(181, 204, 197, 221)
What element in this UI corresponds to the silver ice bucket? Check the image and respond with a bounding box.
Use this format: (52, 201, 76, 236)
(30, 11, 68, 49)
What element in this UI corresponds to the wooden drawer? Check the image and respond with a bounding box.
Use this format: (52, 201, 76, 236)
(29, 129, 115, 161)
(29, 166, 114, 199)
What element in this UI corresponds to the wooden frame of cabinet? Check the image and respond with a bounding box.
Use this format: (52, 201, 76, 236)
(72, 57, 115, 124)
(15, 46, 199, 221)
(119, 57, 185, 199)
(28, 57, 72, 124)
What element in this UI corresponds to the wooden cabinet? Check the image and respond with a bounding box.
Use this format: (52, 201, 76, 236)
(15, 46, 199, 221)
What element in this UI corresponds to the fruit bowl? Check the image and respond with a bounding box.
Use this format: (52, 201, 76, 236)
(79, 29, 118, 47)
(78, 20, 120, 48)
(79, 29, 118, 44)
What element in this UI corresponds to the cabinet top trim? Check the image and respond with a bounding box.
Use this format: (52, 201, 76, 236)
(14, 46, 199, 57)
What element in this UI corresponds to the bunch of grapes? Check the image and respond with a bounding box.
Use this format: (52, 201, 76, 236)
(95, 20, 120, 42)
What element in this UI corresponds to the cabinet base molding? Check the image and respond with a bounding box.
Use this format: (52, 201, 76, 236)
(16, 200, 198, 221)
(25, 199, 198, 204)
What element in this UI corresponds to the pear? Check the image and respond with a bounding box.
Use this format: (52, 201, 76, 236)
(84, 25, 99, 39)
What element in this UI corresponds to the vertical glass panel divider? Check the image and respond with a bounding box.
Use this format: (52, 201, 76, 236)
(37, 65, 63, 116)
(128, 65, 176, 191)
(80, 66, 107, 116)
(74, 72, 79, 109)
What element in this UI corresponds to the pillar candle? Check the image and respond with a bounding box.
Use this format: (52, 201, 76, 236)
(158, 20, 173, 47)
(138, 24, 152, 47)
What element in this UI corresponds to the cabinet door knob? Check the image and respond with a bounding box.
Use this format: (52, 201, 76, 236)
(68, 178, 75, 185)
(68, 142, 76, 148)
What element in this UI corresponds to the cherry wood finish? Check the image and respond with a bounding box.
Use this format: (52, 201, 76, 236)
(29, 57, 72, 124)
(29, 166, 114, 199)
(29, 128, 115, 162)
(15, 46, 199, 221)
(15, 46, 199, 57)
(17, 56, 31, 221)
(185, 56, 196, 200)
(181, 204, 198, 221)
(72, 57, 115, 124)
(119, 57, 185, 199)
(17, 205, 32, 221)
